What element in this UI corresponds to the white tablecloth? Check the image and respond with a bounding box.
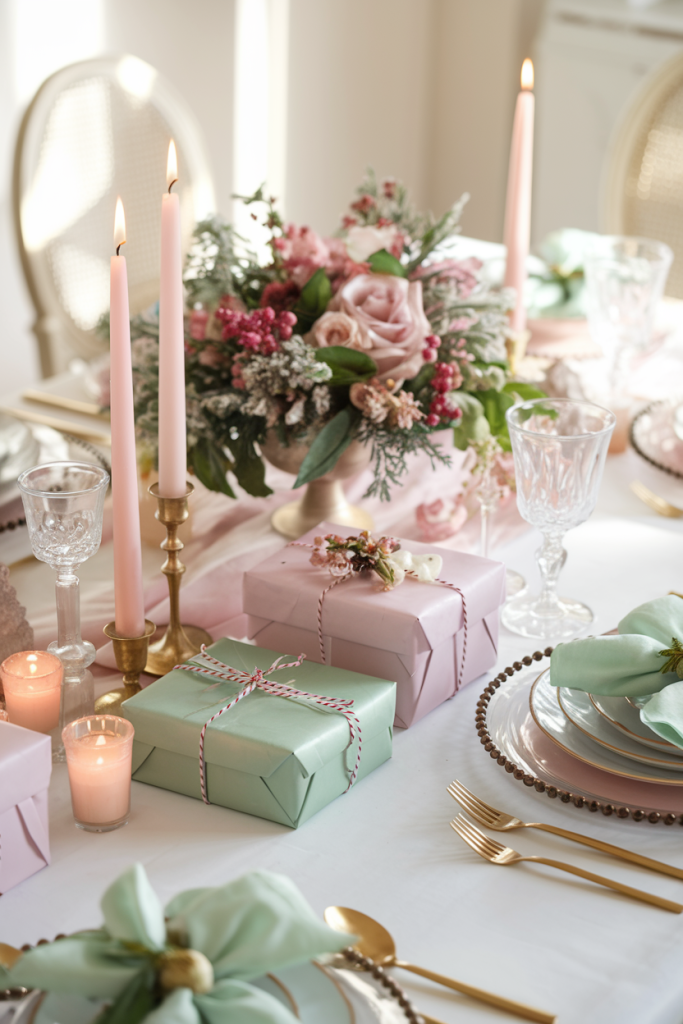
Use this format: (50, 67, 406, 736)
(3, 451, 683, 1024)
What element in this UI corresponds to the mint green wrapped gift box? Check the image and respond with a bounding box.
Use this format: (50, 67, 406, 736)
(121, 638, 396, 828)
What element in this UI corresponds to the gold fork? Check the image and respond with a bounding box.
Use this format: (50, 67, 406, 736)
(450, 814, 683, 912)
(630, 480, 683, 518)
(447, 780, 683, 880)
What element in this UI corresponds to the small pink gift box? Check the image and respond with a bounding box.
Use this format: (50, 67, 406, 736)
(0, 721, 51, 893)
(244, 524, 505, 728)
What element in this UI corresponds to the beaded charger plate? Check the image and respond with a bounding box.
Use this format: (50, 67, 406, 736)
(10, 961, 410, 1024)
(477, 649, 683, 826)
(630, 399, 683, 481)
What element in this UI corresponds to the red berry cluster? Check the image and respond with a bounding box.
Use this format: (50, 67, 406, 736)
(425, 362, 463, 428)
(216, 306, 297, 356)
(422, 333, 441, 363)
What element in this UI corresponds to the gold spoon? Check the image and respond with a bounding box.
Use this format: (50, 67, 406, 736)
(324, 907, 555, 1024)
(0, 944, 22, 969)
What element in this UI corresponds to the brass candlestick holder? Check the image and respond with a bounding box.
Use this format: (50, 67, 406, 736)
(94, 619, 156, 714)
(505, 328, 531, 378)
(144, 481, 212, 676)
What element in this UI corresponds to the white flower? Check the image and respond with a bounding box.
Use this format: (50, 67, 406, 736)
(345, 224, 402, 263)
(285, 397, 306, 425)
(385, 549, 443, 586)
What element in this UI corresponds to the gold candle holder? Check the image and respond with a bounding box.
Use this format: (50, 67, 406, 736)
(144, 481, 212, 676)
(505, 328, 531, 378)
(94, 619, 156, 714)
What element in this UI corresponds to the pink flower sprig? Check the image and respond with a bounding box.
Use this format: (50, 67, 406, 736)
(310, 531, 401, 589)
(215, 306, 297, 356)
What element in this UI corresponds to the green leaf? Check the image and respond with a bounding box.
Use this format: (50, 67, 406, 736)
(298, 268, 332, 315)
(450, 393, 490, 450)
(294, 406, 362, 487)
(314, 346, 377, 385)
(226, 436, 273, 497)
(97, 969, 156, 1024)
(478, 389, 515, 439)
(189, 439, 236, 498)
(502, 381, 547, 402)
(403, 361, 435, 395)
(367, 249, 406, 278)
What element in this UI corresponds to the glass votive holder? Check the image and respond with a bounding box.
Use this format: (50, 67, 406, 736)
(62, 715, 134, 832)
(0, 651, 63, 734)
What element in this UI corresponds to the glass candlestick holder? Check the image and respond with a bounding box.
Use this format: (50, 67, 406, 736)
(18, 462, 109, 758)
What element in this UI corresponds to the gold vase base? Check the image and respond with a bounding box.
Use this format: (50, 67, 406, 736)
(144, 623, 213, 677)
(271, 489, 374, 540)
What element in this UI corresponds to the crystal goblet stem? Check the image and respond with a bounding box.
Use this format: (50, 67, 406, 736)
(18, 462, 109, 760)
(50, 569, 96, 675)
(501, 399, 615, 640)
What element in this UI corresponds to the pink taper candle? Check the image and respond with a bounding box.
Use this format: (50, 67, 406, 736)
(503, 59, 535, 334)
(110, 198, 145, 638)
(158, 140, 187, 497)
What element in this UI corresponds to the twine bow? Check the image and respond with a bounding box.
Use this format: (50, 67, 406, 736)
(292, 532, 469, 690)
(174, 647, 362, 804)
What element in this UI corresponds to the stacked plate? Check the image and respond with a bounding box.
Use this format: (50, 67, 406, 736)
(532, 672, 683, 785)
(487, 667, 683, 818)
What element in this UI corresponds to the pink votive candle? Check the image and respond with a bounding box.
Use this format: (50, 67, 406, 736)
(1, 651, 63, 733)
(62, 715, 134, 832)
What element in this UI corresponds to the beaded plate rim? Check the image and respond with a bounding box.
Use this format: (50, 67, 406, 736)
(629, 399, 683, 482)
(475, 647, 683, 826)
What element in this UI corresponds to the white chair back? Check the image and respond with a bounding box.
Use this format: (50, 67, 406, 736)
(13, 55, 215, 376)
(603, 51, 683, 299)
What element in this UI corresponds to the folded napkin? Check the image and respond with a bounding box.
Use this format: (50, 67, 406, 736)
(638, 686, 683, 749)
(550, 595, 683, 697)
(9, 864, 352, 1024)
(527, 228, 598, 320)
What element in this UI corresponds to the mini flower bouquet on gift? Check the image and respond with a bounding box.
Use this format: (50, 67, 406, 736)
(126, 172, 543, 501)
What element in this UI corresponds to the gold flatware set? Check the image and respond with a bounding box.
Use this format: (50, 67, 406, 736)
(325, 906, 555, 1024)
(448, 779, 683, 914)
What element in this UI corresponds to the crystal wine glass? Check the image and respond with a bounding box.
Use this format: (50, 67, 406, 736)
(18, 462, 109, 758)
(501, 399, 615, 640)
(584, 236, 672, 404)
(473, 439, 526, 599)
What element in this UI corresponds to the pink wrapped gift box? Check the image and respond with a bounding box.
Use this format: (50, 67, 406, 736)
(244, 523, 505, 728)
(0, 721, 51, 893)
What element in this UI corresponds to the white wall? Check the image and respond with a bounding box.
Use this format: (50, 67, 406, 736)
(0, 0, 545, 394)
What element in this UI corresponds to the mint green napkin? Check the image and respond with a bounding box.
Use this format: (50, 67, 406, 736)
(550, 595, 683, 697)
(9, 865, 352, 1023)
(638, 684, 683, 749)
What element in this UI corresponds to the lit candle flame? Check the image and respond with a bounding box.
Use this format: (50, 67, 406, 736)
(167, 139, 178, 191)
(114, 197, 126, 252)
(521, 58, 534, 91)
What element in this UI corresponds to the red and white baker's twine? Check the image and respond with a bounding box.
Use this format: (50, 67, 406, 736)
(174, 646, 362, 804)
(291, 542, 468, 691)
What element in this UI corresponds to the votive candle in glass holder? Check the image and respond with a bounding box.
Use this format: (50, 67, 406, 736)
(62, 715, 134, 832)
(0, 651, 63, 733)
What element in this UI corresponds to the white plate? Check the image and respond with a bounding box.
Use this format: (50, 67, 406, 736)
(15, 960, 406, 1024)
(558, 688, 683, 772)
(530, 671, 683, 785)
(590, 692, 683, 755)
(487, 666, 683, 815)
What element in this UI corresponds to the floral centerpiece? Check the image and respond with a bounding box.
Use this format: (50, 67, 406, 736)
(127, 173, 542, 501)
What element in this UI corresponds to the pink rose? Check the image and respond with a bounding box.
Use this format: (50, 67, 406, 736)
(330, 274, 430, 383)
(415, 497, 468, 541)
(310, 311, 363, 350)
(277, 224, 329, 287)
